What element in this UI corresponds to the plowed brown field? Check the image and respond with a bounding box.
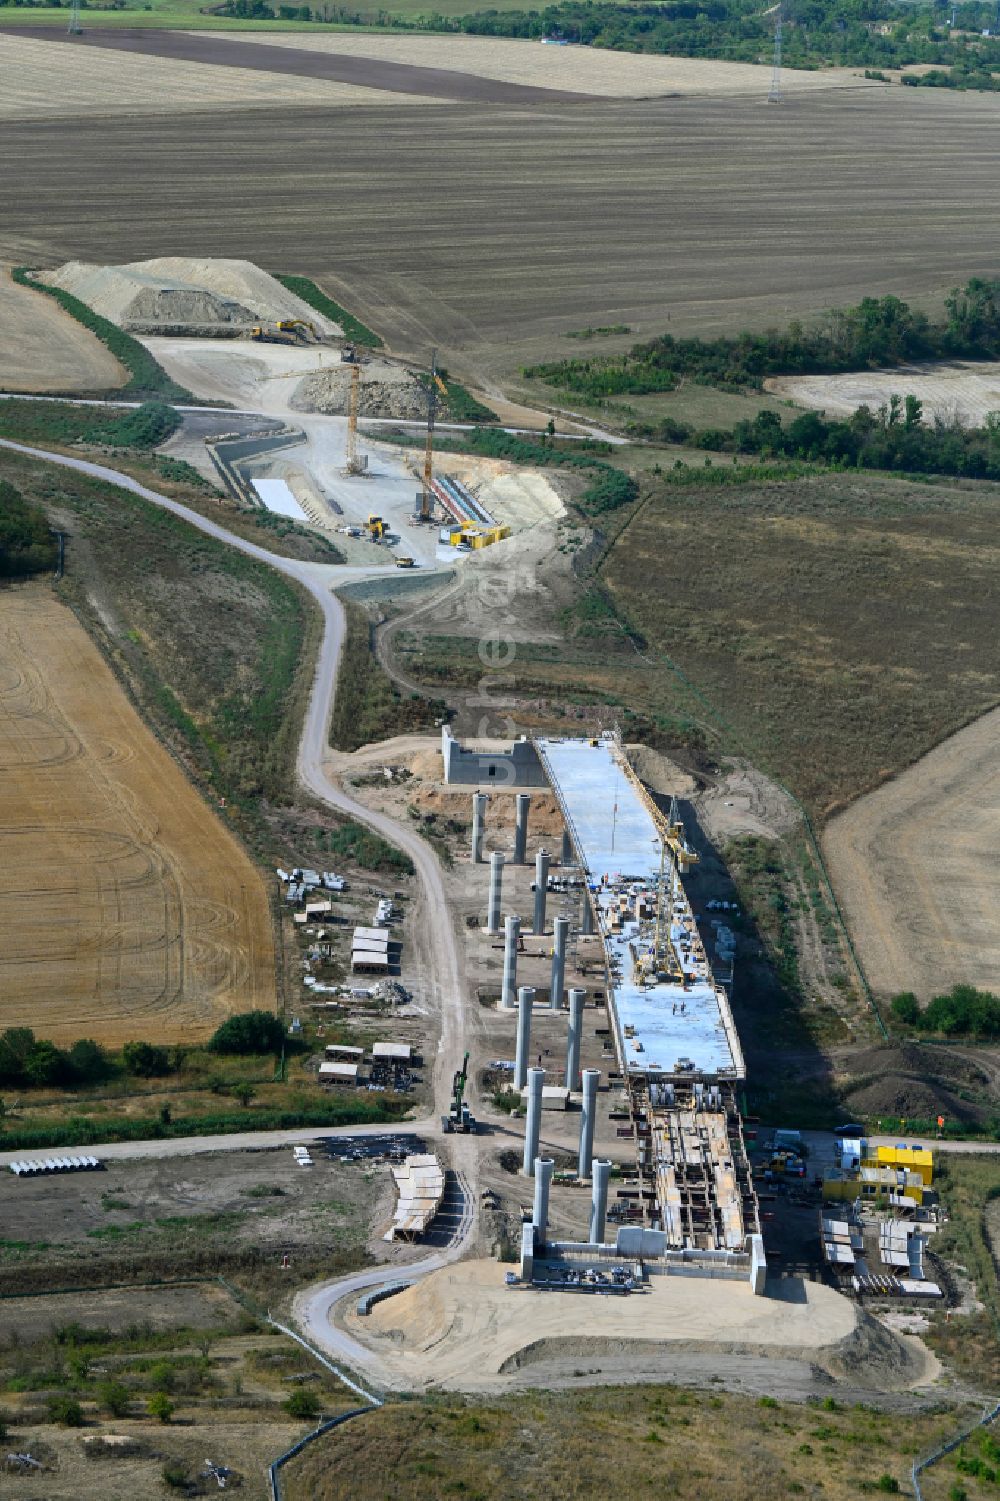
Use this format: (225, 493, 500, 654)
(0, 586, 275, 1044)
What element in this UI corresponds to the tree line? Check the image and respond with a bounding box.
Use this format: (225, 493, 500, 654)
(213, 0, 1000, 89)
(641, 396, 1000, 480)
(0, 1012, 288, 1090)
(892, 984, 1000, 1037)
(526, 280, 1000, 398)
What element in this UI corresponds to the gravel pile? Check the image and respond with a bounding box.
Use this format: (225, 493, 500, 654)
(292, 358, 427, 420)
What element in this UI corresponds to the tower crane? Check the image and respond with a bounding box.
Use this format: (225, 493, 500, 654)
(344, 361, 368, 476)
(418, 350, 448, 521)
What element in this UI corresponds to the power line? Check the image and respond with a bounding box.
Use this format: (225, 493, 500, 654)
(769, 3, 783, 103)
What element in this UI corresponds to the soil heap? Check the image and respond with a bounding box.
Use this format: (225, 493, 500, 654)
(293, 358, 428, 420)
(45, 257, 343, 337)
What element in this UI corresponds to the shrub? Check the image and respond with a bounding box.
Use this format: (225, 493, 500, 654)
(97, 1379, 131, 1418)
(162, 1461, 188, 1487)
(890, 992, 920, 1025)
(147, 1391, 175, 1424)
(122, 1040, 171, 1077)
(47, 1394, 85, 1426)
(877, 1478, 900, 1494)
(284, 1388, 321, 1421)
(0, 481, 57, 578)
(208, 1010, 285, 1056)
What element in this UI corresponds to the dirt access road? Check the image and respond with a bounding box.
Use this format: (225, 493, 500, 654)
(824, 704, 1000, 999)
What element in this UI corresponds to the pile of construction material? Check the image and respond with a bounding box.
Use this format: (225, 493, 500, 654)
(385, 1153, 444, 1241)
(10, 1155, 101, 1176)
(293, 357, 427, 419)
(45, 257, 342, 337)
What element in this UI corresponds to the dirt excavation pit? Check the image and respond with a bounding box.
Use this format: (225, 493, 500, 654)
(343, 1259, 935, 1394)
(45, 257, 342, 336)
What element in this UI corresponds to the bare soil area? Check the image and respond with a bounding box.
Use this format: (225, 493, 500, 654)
(768, 359, 1000, 427)
(0, 585, 275, 1044)
(343, 1257, 932, 1394)
(0, 264, 124, 393)
(824, 705, 1000, 999)
(205, 31, 879, 99)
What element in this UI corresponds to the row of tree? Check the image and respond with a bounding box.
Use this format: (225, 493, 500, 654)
(643, 397, 1000, 480)
(0, 1012, 288, 1090)
(527, 281, 1000, 398)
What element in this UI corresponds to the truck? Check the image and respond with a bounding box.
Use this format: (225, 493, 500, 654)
(366, 514, 387, 540)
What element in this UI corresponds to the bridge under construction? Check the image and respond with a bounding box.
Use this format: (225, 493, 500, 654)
(534, 734, 765, 1290)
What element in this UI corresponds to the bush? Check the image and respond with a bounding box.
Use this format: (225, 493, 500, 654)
(208, 1010, 285, 1056)
(0, 481, 57, 578)
(890, 991, 920, 1025)
(122, 1040, 172, 1077)
(162, 1462, 188, 1488)
(284, 1388, 321, 1421)
(47, 1394, 85, 1426)
(97, 1379, 131, 1418)
(877, 1478, 900, 1494)
(147, 1391, 175, 1424)
(67, 1038, 112, 1084)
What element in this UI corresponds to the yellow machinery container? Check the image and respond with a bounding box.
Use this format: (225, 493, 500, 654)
(446, 524, 511, 550)
(870, 1145, 933, 1186)
(824, 1167, 926, 1205)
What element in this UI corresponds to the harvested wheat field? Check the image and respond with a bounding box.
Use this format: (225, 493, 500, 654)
(769, 361, 1000, 427)
(0, 264, 124, 393)
(824, 706, 1000, 1002)
(204, 31, 876, 99)
(0, 586, 275, 1044)
(0, 32, 436, 119)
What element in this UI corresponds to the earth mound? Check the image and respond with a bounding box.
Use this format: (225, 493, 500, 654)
(45, 257, 342, 336)
(292, 358, 428, 420)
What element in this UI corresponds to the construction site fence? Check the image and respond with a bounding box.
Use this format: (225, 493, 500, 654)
(911, 1400, 1000, 1499)
(269, 1407, 372, 1501)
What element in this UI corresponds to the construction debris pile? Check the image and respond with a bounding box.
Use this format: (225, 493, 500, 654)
(292, 358, 428, 420)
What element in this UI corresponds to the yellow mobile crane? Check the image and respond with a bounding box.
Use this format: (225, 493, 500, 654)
(417, 350, 448, 522)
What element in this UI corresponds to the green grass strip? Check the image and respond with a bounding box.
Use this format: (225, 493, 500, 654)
(275, 273, 383, 349)
(12, 267, 197, 402)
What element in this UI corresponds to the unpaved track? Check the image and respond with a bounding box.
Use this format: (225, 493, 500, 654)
(0, 437, 476, 1378)
(824, 705, 1000, 998)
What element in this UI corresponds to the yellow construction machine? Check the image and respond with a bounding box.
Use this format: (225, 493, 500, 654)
(366, 514, 387, 540)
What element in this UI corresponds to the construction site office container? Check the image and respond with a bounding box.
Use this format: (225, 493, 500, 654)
(318, 1062, 359, 1084)
(354, 926, 391, 944)
(372, 1042, 411, 1061)
(870, 1145, 933, 1185)
(351, 951, 390, 972)
(325, 1044, 364, 1060)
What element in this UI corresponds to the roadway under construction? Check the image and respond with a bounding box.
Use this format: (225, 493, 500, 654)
(533, 734, 766, 1291)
